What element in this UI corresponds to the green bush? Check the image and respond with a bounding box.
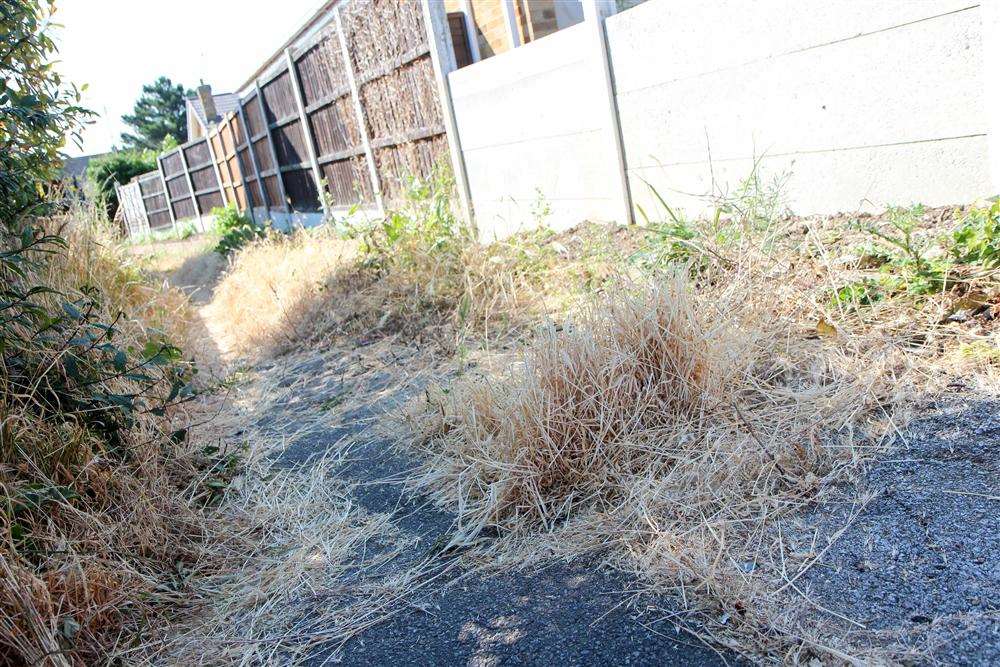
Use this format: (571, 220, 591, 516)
(2, 4, 203, 661)
(85, 149, 157, 218)
(213, 204, 265, 255)
(1, 0, 94, 228)
(952, 199, 1000, 268)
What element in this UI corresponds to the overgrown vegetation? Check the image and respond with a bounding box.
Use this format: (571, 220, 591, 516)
(178, 154, 999, 661)
(85, 148, 157, 218)
(212, 203, 265, 256)
(0, 5, 215, 663)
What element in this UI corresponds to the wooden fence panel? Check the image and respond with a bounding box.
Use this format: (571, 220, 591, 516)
(209, 113, 249, 210)
(300, 29, 373, 206)
(243, 90, 287, 211)
(138, 172, 172, 230)
(340, 0, 448, 201)
(141, 0, 458, 224)
(116, 181, 149, 238)
(183, 137, 223, 214)
(261, 69, 318, 212)
(159, 148, 196, 223)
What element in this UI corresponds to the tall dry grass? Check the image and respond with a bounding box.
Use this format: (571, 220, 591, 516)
(204, 228, 357, 359)
(0, 210, 209, 664)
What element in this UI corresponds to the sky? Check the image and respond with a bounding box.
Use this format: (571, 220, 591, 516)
(54, 0, 324, 157)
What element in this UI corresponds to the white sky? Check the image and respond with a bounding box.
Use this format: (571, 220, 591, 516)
(54, 0, 324, 157)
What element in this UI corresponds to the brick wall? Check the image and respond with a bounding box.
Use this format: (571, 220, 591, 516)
(449, 0, 581, 65)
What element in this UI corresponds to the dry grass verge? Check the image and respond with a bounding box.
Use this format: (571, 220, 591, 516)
(204, 229, 357, 360)
(1, 212, 209, 664)
(402, 192, 999, 659)
(176, 174, 997, 661)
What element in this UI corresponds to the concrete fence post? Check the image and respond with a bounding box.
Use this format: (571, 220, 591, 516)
(421, 0, 475, 230)
(583, 0, 634, 225)
(285, 47, 330, 219)
(501, 0, 521, 50)
(459, 0, 481, 63)
(335, 6, 385, 215)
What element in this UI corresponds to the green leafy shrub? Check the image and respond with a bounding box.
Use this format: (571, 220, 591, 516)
(357, 169, 469, 271)
(951, 199, 1000, 268)
(213, 204, 265, 255)
(85, 148, 157, 218)
(0, 0, 93, 227)
(1, 5, 208, 662)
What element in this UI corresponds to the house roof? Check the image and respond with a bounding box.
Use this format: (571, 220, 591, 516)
(186, 92, 241, 130)
(61, 153, 107, 180)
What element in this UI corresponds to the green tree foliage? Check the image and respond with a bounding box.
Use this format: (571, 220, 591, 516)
(120, 76, 189, 150)
(85, 149, 157, 218)
(0, 0, 94, 228)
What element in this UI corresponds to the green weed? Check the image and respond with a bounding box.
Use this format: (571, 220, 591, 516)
(951, 199, 1000, 268)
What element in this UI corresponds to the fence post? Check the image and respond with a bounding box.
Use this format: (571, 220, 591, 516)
(285, 47, 330, 219)
(156, 155, 178, 234)
(459, 0, 481, 63)
(583, 0, 634, 225)
(256, 80, 290, 215)
(421, 0, 475, 230)
(335, 6, 384, 215)
(177, 145, 203, 231)
(500, 0, 521, 49)
(238, 103, 269, 216)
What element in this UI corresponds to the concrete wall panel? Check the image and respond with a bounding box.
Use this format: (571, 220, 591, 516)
(607, 0, 992, 217)
(450, 22, 621, 237)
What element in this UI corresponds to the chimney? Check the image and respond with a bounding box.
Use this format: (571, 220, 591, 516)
(196, 84, 218, 123)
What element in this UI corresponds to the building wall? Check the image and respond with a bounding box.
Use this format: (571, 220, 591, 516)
(449, 22, 621, 239)
(606, 0, 992, 217)
(470, 0, 512, 58)
(449, 0, 997, 239)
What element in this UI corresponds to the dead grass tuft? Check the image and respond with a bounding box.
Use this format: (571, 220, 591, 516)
(204, 228, 357, 359)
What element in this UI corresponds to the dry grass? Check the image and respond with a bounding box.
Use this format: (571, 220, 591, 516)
(154, 448, 400, 665)
(204, 228, 357, 360)
(149, 175, 997, 662)
(401, 196, 998, 659)
(0, 211, 209, 664)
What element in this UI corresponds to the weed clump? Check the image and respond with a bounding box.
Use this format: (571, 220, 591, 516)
(213, 204, 265, 255)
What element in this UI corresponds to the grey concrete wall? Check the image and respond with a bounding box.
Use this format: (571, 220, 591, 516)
(448, 22, 622, 239)
(606, 0, 993, 217)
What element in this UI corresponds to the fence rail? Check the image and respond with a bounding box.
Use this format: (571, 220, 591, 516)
(119, 0, 461, 237)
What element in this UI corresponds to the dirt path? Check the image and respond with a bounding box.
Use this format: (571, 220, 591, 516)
(227, 339, 729, 665)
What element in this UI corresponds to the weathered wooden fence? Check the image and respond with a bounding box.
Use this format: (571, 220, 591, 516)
(119, 0, 466, 237)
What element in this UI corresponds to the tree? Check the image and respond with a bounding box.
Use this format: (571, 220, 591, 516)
(120, 76, 189, 150)
(86, 149, 157, 218)
(0, 0, 93, 228)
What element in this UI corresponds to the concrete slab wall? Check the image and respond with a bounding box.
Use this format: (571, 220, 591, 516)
(606, 0, 992, 217)
(448, 22, 621, 239)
